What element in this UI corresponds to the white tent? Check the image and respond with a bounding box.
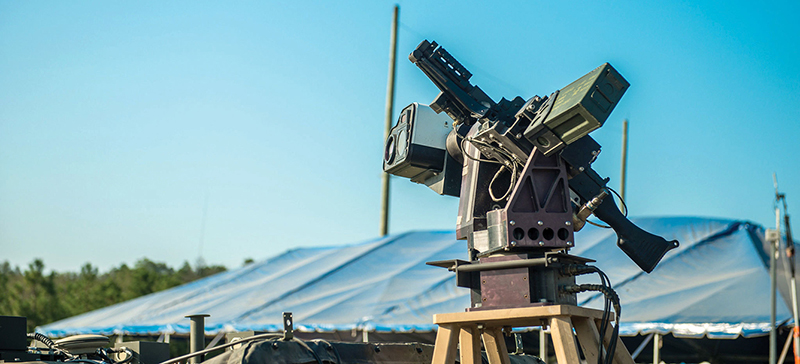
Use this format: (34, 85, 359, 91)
(39, 217, 794, 340)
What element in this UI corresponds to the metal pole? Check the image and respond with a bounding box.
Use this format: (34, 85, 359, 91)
(186, 314, 210, 364)
(620, 119, 628, 208)
(652, 333, 660, 364)
(792, 277, 800, 363)
(379, 5, 399, 237)
(773, 204, 781, 364)
(539, 328, 548, 363)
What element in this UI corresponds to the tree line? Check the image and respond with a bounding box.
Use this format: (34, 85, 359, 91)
(0, 258, 229, 332)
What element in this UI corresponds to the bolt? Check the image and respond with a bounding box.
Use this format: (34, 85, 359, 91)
(510, 220, 516, 226)
(538, 241, 544, 246)
(523, 276, 527, 281)
(482, 280, 486, 284)
(578, 166, 585, 172)
(565, 221, 571, 226)
(483, 297, 487, 302)
(510, 241, 517, 247)
(515, 133, 523, 139)
(567, 241, 573, 246)
(538, 221, 544, 226)
(524, 294, 528, 298)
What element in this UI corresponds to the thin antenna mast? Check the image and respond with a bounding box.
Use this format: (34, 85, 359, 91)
(774, 174, 799, 364)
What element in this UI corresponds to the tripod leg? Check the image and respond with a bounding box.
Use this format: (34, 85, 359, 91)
(460, 324, 482, 364)
(593, 319, 634, 364)
(549, 316, 582, 364)
(573, 317, 601, 364)
(432, 324, 459, 364)
(482, 327, 510, 364)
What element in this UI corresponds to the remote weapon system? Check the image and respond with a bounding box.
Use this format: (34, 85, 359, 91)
(1, 40, 681, 364)
(384, 40, 679, 311)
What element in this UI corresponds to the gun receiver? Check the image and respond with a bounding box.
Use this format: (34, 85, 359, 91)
(400, 40, 679, 274)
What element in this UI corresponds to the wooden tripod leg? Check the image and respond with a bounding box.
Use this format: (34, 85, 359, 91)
(593, 319, 634, 364)
(482, 327, 510, 364)
(549, 316, 581, 364)
(432, 324, 459, 364)
(573, 317, 601, 364)
(460, 324, 482, 364)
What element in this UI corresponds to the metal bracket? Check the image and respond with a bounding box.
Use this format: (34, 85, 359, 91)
(513, 333, 525, 355)
(282, 312, 293, 341)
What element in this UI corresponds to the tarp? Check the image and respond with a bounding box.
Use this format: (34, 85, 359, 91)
(39, 217, 796, 339)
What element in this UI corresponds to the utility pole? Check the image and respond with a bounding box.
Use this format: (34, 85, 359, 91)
(773, 173, 800, 364)
(769, 173, 780, 364)
(619, 119, 629, 210)
(380, 5, 399, 237)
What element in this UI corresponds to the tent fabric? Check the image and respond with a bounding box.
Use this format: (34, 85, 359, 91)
(39, 217, 795, 339)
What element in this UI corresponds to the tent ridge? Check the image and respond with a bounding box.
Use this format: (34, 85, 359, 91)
(232, 232, 415, 322)
(581, 220, 743, 305)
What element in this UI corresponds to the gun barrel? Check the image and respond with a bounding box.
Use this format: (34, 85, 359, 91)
(409, 40, 495, 125)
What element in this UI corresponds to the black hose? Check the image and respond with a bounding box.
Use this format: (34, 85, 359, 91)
(27, 332, 56, 349)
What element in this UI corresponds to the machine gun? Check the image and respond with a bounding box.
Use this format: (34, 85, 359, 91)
(384, 40, 679, 311)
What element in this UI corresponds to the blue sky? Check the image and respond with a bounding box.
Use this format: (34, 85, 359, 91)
(1, 0, 798, 272)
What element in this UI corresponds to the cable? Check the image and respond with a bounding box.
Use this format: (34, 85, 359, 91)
(606, 187, 628, 217)
(290, 338, 324, 364)
(313, 339, 342, 364)
(586, 220, 612, 229)
(457, 131, 524, 203)
(561, 265, 621, 364)
(158, 333, 283, 364)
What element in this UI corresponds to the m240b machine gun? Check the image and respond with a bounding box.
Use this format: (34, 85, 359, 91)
(383, 40, 679, 312)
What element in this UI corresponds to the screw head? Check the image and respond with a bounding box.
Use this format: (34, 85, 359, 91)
(510, 241, 517, 247)
(538, 221, 544, 226)
(565, 221, 571, 226)
(578, 166, 585, 172)
(510, 220, 516, 226)
(538, 241, 544, 246)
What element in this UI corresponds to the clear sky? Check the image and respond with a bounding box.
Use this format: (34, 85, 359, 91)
(1, 0, 798, 273)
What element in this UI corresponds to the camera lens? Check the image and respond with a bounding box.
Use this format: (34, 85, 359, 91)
(385, 135, 396, 164)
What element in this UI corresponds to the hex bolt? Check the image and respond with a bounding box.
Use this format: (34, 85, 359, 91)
(510, 220, 516, 226)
